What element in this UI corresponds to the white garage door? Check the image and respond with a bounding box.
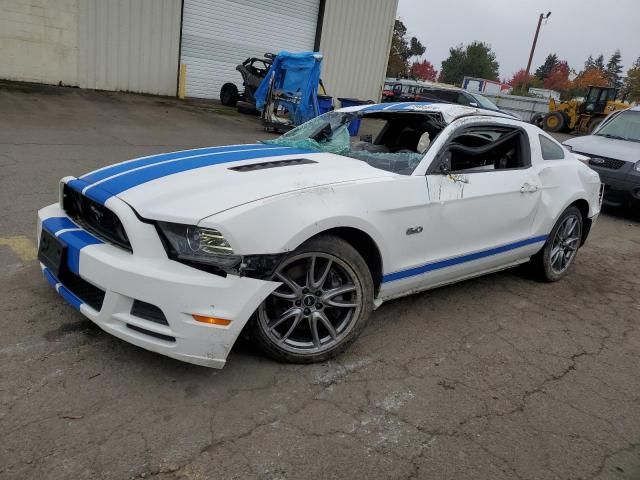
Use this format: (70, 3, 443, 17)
(180, 0, 320, 99)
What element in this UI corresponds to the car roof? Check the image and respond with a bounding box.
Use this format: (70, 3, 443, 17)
(337, 102, 516, 124)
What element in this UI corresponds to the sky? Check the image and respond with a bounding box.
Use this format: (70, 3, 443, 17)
(396, 0, 640, 81)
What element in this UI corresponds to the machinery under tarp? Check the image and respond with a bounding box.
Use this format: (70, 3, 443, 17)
(255, 51, 323, 132)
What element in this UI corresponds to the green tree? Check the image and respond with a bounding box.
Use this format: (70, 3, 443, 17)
(594, 54, 605, 72)
(621, 56, 640, 101)
(606, 49, 624, 91)
(409, 37, 426, 60)
(386, 19, 426, 78)
(438, 41, 499, 85)
(584, 54, 595, 70)
(534, 53, 559, 80)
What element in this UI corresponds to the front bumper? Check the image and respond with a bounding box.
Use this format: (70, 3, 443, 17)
(589, 166, 640, 206)
(37, 202, 278, 368)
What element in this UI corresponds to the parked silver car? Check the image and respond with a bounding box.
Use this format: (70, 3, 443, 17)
(563, 106, 640, 208)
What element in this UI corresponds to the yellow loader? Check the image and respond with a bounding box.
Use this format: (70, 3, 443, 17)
(542, 86, 628, 133)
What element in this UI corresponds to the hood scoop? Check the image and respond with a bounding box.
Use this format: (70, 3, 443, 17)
(229, 158, 317, 172)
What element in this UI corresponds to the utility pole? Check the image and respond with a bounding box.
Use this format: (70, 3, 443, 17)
(525, 11, 551, 78)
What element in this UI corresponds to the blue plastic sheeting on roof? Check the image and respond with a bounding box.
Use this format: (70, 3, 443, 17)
(255, 51, 323, 126)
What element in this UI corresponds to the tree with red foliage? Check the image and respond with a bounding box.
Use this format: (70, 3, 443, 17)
(509, 69, 534, 89)
(410, 60, 438, 82)
(543, 61, 571, 92)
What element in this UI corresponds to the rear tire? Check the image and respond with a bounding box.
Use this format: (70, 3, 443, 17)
(529, 206, 583, 282)
(251, 235, 374, 364)
(531, 113, 544, 128)
(220, 83, 239, 107)
(543, 112, 566, 133)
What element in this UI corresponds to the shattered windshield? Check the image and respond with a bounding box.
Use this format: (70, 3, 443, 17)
(263, 110, 447, 175)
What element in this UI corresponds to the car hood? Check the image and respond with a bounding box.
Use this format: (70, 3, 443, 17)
(563, 135, 640, 161)
(70, 144, 394, 223)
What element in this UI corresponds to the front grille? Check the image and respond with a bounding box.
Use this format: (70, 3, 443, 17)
(131, 300, 169, 326)
(58, 269, 106, 311)
(584, 156, 626, 170)
(63, 184, 132, 251)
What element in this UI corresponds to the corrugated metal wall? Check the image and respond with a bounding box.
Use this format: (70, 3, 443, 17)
(77, 0, 182, 95)
(319, 0, 397, 103)
(180, 0, 319, 99)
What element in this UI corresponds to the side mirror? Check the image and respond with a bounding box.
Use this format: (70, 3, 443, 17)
(469, 102, 479, 108)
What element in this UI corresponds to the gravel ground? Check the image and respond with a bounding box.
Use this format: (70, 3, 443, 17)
(1, 83, 639, 480)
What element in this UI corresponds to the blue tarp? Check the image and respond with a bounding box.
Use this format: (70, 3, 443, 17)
(255, 51, 323, 126)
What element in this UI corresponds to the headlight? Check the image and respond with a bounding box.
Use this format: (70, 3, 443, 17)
(634, 160, 640, 173)
(157, 222, 241, 270)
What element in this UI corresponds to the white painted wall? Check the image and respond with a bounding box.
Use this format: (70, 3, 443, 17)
(0, 0, 79, 85)
(319, 0, 398, 103)
(77, 0, 182, 95)
(0, 0, 181, 95)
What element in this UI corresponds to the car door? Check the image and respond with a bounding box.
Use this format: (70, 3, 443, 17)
(416, 121, 544, 288)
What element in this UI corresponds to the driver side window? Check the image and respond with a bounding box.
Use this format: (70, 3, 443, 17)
(441, 127, 530, 173)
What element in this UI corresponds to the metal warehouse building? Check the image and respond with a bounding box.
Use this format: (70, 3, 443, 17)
(0, 0, 398, 102)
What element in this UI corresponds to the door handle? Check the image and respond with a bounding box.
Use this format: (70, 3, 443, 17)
(520, 183, 539, 194)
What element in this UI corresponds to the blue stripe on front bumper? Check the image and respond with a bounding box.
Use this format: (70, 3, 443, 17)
(56, 229, 102, 274)
(382, 235, 548, 283)
(42, 267, 82, 311)
(43, 267, 58, 288)
(58, 285, 82, 311)
(41, 216, 103, 275)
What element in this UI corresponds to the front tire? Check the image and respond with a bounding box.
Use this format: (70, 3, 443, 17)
(251, 235, 374, 364)
(530, 206, 583, 282)
(543, 112, 567, 132)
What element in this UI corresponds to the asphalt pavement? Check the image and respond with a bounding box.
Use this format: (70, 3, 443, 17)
(1, 83, 639, 480)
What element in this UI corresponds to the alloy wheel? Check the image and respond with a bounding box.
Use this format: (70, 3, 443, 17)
(258, 253, 362, 355)
(549, 214, 581, 274)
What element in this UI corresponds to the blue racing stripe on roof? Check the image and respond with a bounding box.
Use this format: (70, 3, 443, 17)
(79, 144, 283, 184)
(85, 146, 315, 202)
(361, 102, 434, 112)
(57, 229, 103, 275)
(42, 217, 78, 234)
(382, 235, 548, 283)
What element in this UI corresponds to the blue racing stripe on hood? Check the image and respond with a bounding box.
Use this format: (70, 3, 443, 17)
(81, 146, 316, 204)
(79, 144, 284, 184)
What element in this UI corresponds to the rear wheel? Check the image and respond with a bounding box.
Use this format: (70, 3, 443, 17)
(531, 113, 544, 128)
(543, 112, 566, 132)
(529, 206, 583, 282)
(251, 235, 374, 364)
(220, 83, 239, 107)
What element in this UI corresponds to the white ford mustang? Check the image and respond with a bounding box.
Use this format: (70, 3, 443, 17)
(37, 103, 602, 368)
